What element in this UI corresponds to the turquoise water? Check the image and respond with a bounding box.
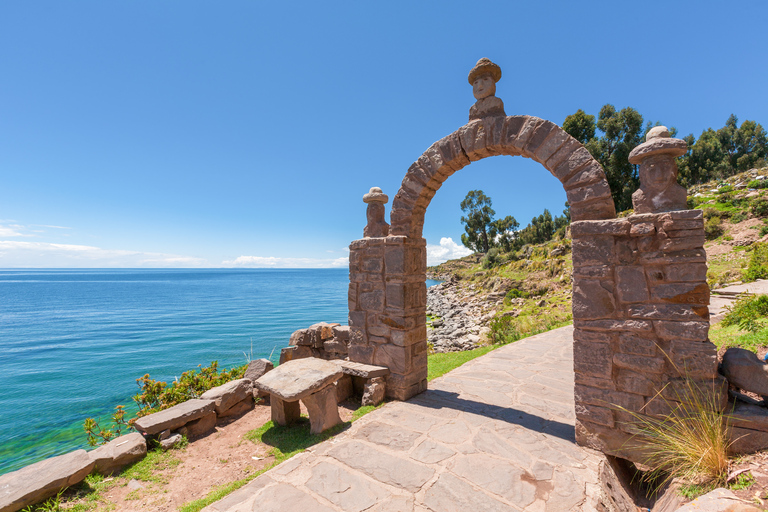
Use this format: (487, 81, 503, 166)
(0, 268, 357, 475)
(0, 269, 441, 476)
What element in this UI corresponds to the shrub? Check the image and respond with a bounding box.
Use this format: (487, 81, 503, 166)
(730, 211, 746, 224)
(702, 207, 727, 220)
(704, 216, 723, 240)
(84, 405, 129, 446)
(133, 361, 246, 420)
(760, 224, 768, 237)
(718, 185, 734, 194)
(505, 288, 529, 300)
(751, 199, 768, 218)
(748, 179, 768, 189)
(482, 248, 501, 269)
(722, 294, 768, 332)
(488, 315, 521, 345)
(743, 243, 768, 282)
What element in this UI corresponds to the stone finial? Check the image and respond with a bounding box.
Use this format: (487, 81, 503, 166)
(468, 58, 505, 121)
(628, 126, 689, 214)
(363, 187, 389, 238)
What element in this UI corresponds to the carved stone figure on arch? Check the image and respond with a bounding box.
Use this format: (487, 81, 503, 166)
(468, 57, 506, 121)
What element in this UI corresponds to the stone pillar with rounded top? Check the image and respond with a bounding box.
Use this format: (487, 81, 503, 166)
(363, 187, 390, 238)
(349, 186, 428, 401)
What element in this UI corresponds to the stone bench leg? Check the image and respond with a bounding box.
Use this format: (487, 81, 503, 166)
(302, 384, 341, 435)
(271, 395, 300, 426)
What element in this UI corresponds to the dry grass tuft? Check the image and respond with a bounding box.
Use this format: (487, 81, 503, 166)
(619, 377, 732, 490)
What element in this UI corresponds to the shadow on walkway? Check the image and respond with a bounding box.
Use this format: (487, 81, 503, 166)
(409, 388, 576, 443)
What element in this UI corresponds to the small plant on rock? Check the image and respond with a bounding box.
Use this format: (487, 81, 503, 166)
(83, 404, 129, 446)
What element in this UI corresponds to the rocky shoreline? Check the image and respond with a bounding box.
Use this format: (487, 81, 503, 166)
(426, 276, 498, 353)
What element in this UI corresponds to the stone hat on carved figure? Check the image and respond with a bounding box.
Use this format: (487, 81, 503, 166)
(467, 57, 502, 85)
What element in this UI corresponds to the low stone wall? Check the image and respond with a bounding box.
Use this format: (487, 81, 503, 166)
(279, 322, 351, 363)
(571, 210, 727, 462)
(0, 359, 273, 512)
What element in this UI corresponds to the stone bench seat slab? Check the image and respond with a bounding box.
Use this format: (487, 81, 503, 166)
(254, 358, 342, 402)
(0, 450, 95, 512)
(200, 378, 253, 415)
(338, 361, 390, 379)
(133, 398, 215, 435)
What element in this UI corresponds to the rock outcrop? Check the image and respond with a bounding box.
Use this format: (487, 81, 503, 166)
(426, 278, 492, 353)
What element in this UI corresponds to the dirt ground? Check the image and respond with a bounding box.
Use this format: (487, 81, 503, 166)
(73, 399, 359, 512)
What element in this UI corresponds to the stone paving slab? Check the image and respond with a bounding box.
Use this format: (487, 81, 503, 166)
(202, 326, 605, 512)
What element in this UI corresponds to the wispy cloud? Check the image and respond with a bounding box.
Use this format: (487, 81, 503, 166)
(0, 224, 35, 238)
(0, 241, 209, 268)
(222, 255, 348, 268)
(426, 237, 473, 266)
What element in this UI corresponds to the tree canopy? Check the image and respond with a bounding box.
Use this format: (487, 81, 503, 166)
(459, 190, 568, 254)
(563, 104, 677, 212)
(678, 115, 767, 186)
(459, 190, 519, 253)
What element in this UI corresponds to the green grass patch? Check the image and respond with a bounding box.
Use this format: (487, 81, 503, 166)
(120, 447, 182, 484)
(710, 323, 768, 352)
(427, 346, 495, 381)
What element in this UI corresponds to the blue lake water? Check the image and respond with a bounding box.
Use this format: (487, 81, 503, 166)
(0, 268, 439, 476)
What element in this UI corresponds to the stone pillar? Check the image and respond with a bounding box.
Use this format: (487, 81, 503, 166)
(348, 235, 428, 400)
(572, 211, 726, 462)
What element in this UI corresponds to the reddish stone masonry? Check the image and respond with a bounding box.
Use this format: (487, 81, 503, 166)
(572, 210, 726, 460)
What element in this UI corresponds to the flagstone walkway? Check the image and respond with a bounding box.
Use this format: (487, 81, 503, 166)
(202, 326, 605, 512)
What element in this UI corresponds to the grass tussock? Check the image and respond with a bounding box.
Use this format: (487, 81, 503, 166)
(620, 376, 731, 491)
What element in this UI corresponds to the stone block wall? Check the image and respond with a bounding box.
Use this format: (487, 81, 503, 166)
(279, 322, 351, 363)
(571, 209, 726, 461)
(348, 235, 428, 400)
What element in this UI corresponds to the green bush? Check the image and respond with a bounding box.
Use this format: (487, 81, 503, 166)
(488, 315, 522, 345)
(730, 211, 747, 223)
(751, 199, 768, 217)
(482, 248, 501, 269)
(702, 207, 728, 220)
(748, 179, 768, 189)
(760, 224, 768, 237)
(704, 216, 723, 240)
(722, 294, 768, 332)
(505, 288, 529, 300)
(718, 185, 734, 194)
(743, 243, 768, 282)
(133, 361, 246, 421)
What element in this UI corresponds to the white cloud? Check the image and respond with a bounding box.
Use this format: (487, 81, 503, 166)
(222, 255, 348, 268)
(427, 237, 473, 266)
(0, 241, 209, 268)
(0, 224, 34, 238)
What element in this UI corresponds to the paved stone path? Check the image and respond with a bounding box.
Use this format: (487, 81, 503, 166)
(203, 326, 605, 512)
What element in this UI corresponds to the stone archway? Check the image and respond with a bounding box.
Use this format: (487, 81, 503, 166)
(348, 61, 720, 463)
(347, 113, 618, 402)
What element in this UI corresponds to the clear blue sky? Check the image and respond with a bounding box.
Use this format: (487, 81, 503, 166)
(1, 1, 766, 268)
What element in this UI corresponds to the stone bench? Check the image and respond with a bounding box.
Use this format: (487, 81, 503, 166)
(337, 361, 389, 406)
(254, 358, 343, 434)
